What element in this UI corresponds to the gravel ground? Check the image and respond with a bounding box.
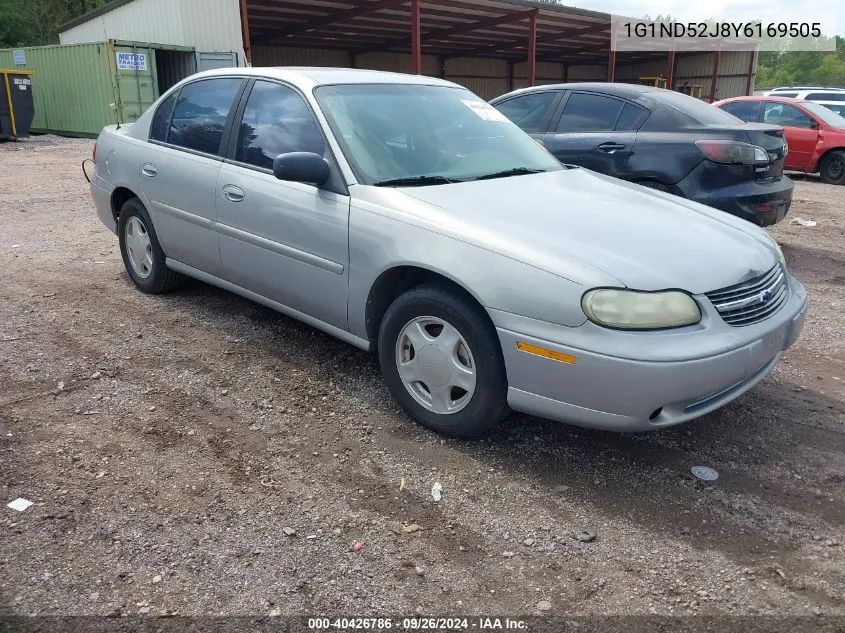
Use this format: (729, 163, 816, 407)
(1, 136, 843, 621)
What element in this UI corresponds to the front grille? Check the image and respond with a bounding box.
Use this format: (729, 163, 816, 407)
(705, 264, 788, 326)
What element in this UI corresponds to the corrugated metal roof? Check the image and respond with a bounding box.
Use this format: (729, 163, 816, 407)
(244, 0, 622, 65)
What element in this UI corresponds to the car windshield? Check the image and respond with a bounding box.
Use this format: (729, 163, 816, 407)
(801, 101, 845, 129)
(313, 83, 563, 186)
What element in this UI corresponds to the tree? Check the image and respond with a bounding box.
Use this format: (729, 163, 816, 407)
(0, 0, 111, 48)
(756, 36, 845, 88)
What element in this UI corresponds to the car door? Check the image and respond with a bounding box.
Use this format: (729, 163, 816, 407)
(143, 77, 245, 276)
(216, 79, 350, 329)
(761, 102, 819, 171)
(541, 91, 645, 178)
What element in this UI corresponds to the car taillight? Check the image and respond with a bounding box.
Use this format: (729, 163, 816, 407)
(695, 140, 769, 165)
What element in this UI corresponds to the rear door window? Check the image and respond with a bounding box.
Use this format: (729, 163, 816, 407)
(494, 91, 560, 133)
(556, 92, 623, 132)
(167, 78, 243, 155)
(762, 102, 815, 128)
(719, 100, 762, 122)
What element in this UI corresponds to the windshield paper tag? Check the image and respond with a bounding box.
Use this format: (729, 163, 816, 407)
(462, 100, 509, 122)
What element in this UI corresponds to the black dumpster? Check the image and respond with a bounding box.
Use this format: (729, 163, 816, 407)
(0, 69, 35, 141)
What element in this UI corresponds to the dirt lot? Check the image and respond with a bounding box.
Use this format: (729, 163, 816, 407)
(1, 136, 844, 621)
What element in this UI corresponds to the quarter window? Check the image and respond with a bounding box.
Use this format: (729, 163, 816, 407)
(762, 102, 815, 129)
(806, 92, 845, 102)
(615, 103, 648, 130)
(235, 81, 326, 170)
(167, 78, 243, 155)
(150, 92, 177, 142)
(556, 93, 623, 132)
(494, 92, 559, 132)
(719, 100, 762, 122)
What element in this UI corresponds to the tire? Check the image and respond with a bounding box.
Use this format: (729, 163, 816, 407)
(636, 179, 672, 193)
(378, 284, 508, 438)
(819, 151, 845, 185)
(117, 198, 183, 294)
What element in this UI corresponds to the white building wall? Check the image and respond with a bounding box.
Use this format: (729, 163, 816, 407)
(180, 0, 247, 63)
(59, 0, 188, 46)
(59, 0, 246, 64)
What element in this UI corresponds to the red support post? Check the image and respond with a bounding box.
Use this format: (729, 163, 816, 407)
(746, 46, 757, 95)
(411, 0, 421, 75)
(710, 46, 721, 102)
(238, 0, 252, 65)
(527, 10, 537, 87)
(666, 47, 675, 90)
(607, 49, 616, 82)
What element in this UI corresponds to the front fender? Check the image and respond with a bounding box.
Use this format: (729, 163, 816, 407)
(346, 201, 617, 341)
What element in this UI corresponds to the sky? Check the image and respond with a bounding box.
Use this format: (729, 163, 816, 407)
(574, 0, 844, 37)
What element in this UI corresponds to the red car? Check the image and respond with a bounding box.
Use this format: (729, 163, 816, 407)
(713, 96, 845, 185)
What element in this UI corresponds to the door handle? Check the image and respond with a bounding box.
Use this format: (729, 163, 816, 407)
(141, 163, 157, 177)
(222, 185, 245, 203)
(597, 142, 626, 153)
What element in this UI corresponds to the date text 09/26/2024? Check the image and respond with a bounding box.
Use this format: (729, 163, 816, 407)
(308, 618, 528, 630)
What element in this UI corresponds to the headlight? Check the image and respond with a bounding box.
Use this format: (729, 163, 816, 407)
(772, 240, 786, 267)
(582, 289, 701, 330)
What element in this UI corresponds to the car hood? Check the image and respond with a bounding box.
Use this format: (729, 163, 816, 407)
(389, 168, 778, 294)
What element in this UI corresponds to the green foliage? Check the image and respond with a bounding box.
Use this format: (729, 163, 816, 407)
(756, 37, 845, 88)
(0, 0, 111, 48)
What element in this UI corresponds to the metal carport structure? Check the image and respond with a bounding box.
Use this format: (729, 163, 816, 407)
(55, 0, 757, 104)
(243, 0, 666, 86)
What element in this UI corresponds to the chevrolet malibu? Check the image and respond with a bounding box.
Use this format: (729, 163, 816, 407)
(87, 68, 808, 438)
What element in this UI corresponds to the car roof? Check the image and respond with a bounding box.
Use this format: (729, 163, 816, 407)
(769, 86, 845, 91)
(181, 66, 460, 90)
(716, 96, 807, 104)
(493, 82, 665, 101)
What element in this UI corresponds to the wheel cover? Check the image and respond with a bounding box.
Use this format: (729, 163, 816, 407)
(827, 156, 845, 180)
(125, 216, 154, 279)
(395, 316, 477, 415)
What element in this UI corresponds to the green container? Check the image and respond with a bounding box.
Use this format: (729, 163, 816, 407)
(0, 40, 196, 137)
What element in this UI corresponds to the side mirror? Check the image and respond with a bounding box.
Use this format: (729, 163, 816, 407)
(272, 152, 330, 186)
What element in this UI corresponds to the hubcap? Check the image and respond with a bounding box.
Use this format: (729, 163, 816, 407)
(125, 216, 153, 279)
(828, 157, 844, 180)
(395, 316, 477, 415)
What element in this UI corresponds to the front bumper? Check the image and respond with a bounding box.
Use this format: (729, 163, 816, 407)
(496, 275, 808, 432)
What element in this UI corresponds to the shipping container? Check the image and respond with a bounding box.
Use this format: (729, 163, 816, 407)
(0, 40, 196, 137)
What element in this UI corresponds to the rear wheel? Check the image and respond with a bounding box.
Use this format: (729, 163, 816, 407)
(118, 198, 183, 294)
(819, 151, 845, 185)
(378, 285, 508, 438)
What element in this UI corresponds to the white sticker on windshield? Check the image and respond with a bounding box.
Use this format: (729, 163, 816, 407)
(462, 100, 509, 122)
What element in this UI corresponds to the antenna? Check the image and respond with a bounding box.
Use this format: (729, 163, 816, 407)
(110, 102, 121, 130)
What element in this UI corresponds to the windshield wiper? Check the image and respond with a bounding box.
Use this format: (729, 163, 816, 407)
(473, 167, 547, 181)
(373, 175, 459, 187)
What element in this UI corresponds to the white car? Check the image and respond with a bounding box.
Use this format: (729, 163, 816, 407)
(814, 101, 845, 117)
(763, 87, 845, 103)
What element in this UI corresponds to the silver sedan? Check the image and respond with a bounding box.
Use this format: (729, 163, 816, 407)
(87, 67, 808, 437)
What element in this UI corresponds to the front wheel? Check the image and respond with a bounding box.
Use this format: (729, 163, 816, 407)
(819, 151, 845, 185)
(378, 285, 508, 438)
